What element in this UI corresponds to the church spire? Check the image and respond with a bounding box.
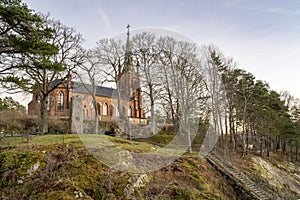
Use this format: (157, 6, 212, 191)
(124, 24, 133, 72)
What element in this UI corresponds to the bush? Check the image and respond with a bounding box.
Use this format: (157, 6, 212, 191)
(0, 110, 26, 134)
(48, 118, 68, 134)
(21, 116, 41, 133)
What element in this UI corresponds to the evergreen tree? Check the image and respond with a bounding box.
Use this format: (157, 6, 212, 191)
(0, 0, 57, 86)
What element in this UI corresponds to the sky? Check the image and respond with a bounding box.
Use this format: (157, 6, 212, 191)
(13, 0, 300, 104)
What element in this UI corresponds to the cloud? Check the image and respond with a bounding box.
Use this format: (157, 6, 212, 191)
(221, 0, 300, 15)
(96, 6, 113, 33)
(222, 0, 245, 8)
(263, 7, 300, 15)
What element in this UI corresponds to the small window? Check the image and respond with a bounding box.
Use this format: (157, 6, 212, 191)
(35, 94, 39, 102)
(97, 103, 101, 115)
(103, 103, 108, 116)
(116, 106, 119, 117)
(110, 105, 114, 116)
(57, 91, 64, 111)
(128, 106, 132, 117)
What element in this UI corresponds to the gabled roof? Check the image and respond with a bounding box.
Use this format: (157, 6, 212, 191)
(49, 79, 129, 99)
(71, 82, 129, 99)
(50, 79, 65, 88)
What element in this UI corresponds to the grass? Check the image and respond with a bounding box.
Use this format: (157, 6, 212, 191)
(0, 133, 240, 199)
(0, 134, 161, 154)
(0, 134, 203, 166)
(0, 134, 81, 148)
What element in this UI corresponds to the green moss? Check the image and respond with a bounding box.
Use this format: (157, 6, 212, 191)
(0, 151, 41, 175)
(133, 129, 175, 146)
(170, 185, 218, 200)
(33, 190, 75, 200)
(0, 150, 43, 188)
(0, 135, 233, 199)
(0, 134, 83, 148)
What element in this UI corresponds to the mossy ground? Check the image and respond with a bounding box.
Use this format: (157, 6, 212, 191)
(0, 134, 237, 199)
(228, 152, 300, 199)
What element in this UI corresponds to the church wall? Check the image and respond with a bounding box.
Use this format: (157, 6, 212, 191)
(28, 83, 147, 125)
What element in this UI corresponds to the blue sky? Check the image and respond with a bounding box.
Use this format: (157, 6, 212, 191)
(21, 0, 300, 99)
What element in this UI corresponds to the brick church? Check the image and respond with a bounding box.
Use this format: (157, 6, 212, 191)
(28, 26, 147, 126)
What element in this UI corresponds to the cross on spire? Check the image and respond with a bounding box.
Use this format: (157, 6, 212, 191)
(126, 24, 130, 35)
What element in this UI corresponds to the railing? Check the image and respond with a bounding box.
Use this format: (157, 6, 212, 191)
(206, 153, 272, 200)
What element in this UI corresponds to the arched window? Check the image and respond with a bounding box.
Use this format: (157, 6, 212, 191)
(116, 106, 119, 117)
(97, 103, 101, 115)
(57, 91, 64, 110)
(35, 94, 40, 102)
(128, 106, 132, 117)
(103, 103, 108, 116)
(110, 105, 114, 116)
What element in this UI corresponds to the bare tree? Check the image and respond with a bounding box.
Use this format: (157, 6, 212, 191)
(76, 50, 105, 134)
(8, 18, 85, 133)
(158, 36, 207, 153)
(201, 45, 227, 155)
(94, 37, 133, 136)
(132, 32, 162, 134)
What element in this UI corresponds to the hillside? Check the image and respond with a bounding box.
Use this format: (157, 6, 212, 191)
(0, 134, 299, 199)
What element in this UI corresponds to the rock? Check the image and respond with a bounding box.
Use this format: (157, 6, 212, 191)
(17, 177, 24, 184)
(74, 190, 83, 199)
(113, 150, 136, 171)
(124, 184, 135, 199)
(251, 157, 300, 194)
(102, 193, 116, 200)
(131, 174, 149, 188)
(124, 174, 150, 199)
(26, 162, 40, 176)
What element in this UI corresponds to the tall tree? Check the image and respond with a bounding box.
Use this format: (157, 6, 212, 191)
(95, 38, 125, 115)
(132, 32, 162, 134)
(158, 36, 207, 153)
(3, 17, 85, 133)
(76, 50, 105, 134)
(0, 0, 56, 87)
(0, 96, 25, 110)
(204, 46, 228, 145)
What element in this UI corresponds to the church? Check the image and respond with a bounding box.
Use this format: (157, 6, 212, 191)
(27, 26, 147, 128)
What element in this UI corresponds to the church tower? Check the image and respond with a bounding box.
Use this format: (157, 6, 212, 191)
(119, 25, 144, 119)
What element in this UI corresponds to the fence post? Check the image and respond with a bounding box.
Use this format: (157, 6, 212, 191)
(62, 130, 65, 150)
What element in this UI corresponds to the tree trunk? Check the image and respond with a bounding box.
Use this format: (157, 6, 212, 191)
(224, 112, 228, 155)
(266, 137, 270, 157)
(296, 141, 298, 162)
(150, 102, 155, 135)
(260, 138, 263, 156)
(93, 83, 98, 134)
(225, 111, 228, 136)
(275, 136, 280, 153)
(283, 138, 286, 152)
(291, 141, 293, 163)
(246, 126, 249, 155)
(242, 102, 247, 157)
(41, 98, 48, 134)
(187, 124, 192, 154)
(229, 111, 233, 143)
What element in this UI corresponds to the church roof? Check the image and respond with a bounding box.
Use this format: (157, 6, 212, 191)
(71, 82, 131, 99)
(71, 82, 119, 98)
(49, 79, 130, 99)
